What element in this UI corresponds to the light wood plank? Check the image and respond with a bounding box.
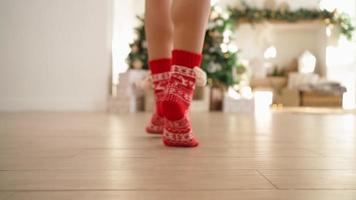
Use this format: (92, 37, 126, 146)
(0, 170, 272, 190)
(0, 148, 80, 158)
(260, 170, 356, 189)
(1, 156, 355, 171)
(76, 147, 321, 158)
(0, 111, 356, 199)
(0, 192, 12, 200)
(7, 191, 356, 200)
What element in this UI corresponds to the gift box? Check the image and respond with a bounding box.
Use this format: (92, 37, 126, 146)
(250, 76, 288, 91)
(223, 95, 255, 113)
(127, 69, 149, 98)
(273, 88, 300, 107)
(209, 86, 225, 111)
(287, 72, 319, 89)
(108, 69, 149, 113)
(301, 91, 343, 107)
(127, 69, 149, 112)
(107, 96, 130, 113)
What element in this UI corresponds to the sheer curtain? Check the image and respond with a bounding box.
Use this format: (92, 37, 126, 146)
(112, 0, 144, 87)
(321, 0, 356, 108)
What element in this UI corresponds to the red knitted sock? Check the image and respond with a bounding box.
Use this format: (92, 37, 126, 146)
(162, 50, 202, 147)
(145, 58, 171, 134)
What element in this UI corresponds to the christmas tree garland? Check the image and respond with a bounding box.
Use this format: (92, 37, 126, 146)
(127, 7, 246, 88)
(202, 7, 246, 88)
(229, 5, 355, 40)
(127, 17, 149, 70)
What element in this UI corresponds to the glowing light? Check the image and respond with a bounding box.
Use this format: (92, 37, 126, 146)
(319, 0, 333, 11)
(298, 51, 316, 74)
(264, 46, 277, 59)
(228, 44, 239, 53)
(211, 0, 218, 6)
(254, 90, 273, 123)
(319, 0, 355, 16)
(223, 30, 232, 38)
(227, 87, 241, 100)
(220, 43, 228, 53)
(240, 86, 253, 99)
(326, 37, 356, 66)
(254, 90, 273, 111)
(326, 26, 332, 37)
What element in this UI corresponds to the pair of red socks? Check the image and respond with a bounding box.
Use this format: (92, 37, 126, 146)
(146, 49, 202, 147)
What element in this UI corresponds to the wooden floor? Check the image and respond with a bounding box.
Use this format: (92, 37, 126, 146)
(0, 111, 356, 199)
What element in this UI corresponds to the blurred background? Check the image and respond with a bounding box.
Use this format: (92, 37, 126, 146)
(0, 0, 355, 113)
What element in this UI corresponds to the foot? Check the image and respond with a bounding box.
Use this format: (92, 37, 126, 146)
(145, 59, 172, 135)
(161, 50, 203, 147)
(163, 114, 199, 147)
(146, 113, 164, 134)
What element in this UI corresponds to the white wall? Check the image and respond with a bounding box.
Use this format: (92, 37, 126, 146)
(112, 0, 144, 85)
(0, 0, 112, 111)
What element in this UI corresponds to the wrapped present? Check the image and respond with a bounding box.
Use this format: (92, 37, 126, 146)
(250, 76, 287, 91)
(128, 69, 149, 97)
(127, 69, 149, 112)
(223, 94, 255, 113)
(288, 72, 319, 89)
(273, 88, 300, 107)
(109, 69, 149, 113)
(299, 81, 347, 96)
(301, 91, 343, 107)
(223, 88, 255, 113)
(107, 96, 130, 113)
(210, 86, 225, 111)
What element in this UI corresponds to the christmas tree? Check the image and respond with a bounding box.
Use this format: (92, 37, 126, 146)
(127, 6, 246, 88)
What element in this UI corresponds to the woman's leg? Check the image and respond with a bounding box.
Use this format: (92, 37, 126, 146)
(145, 0, 173, 60)
(162, 0, 211, 147)
(172, 0, 211, 53)
(145, 0, 173, 134)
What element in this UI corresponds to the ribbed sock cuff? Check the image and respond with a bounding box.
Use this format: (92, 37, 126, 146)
(149, 58, 172, 74)
(172, 49, 202, 68)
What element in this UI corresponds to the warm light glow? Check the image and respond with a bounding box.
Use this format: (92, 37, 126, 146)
(227, 87, 254, 100)
(254, 90, 273, 111)
(220, 43, 228, 53)
(322, 0, 356, 108)
(326, 26, 332, 37)
(326, 38, 356, 66)
(264, 46, 277, 59)
(228, 44, 239, 53)
(211, 0, 218, 6)
(240, 86, 253, 99)
(223, 30, 232, 43)
(254, 90, 273, 124)
(227, 87, 241, 100)
(319, 0, 355, 16)
(298, 51, 316, 74)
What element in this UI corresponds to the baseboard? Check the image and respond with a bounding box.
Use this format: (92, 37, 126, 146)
(0, 98, 108, 111)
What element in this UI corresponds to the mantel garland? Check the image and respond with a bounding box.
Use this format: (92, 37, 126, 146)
(229, 3, 355, 40)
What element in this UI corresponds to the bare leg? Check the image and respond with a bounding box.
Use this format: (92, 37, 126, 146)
(145, 0, 173, 60)
(162, 0, 211, 147)
(172, 0, 211, 53)
(144, 0, 173, 134)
